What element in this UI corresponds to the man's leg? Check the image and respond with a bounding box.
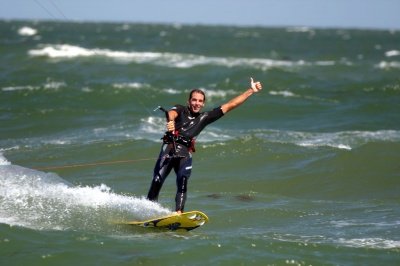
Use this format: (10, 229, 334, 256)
(174, 155, 192, 212)
(147, 147, 173, 201)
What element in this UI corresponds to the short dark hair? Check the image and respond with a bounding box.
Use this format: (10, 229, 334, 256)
(189, 89, 206, 102)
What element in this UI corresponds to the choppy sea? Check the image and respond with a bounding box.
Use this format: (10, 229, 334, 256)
(1, 20, 400, 265)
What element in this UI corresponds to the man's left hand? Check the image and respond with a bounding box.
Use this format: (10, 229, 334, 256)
(250, 77, 262, 92)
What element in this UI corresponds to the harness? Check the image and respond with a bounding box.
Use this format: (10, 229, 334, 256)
(162, 131, 196, 153)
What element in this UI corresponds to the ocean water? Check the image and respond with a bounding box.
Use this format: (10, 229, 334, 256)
(1, 20, 400, 265)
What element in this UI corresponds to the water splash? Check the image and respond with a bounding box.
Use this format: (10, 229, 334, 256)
(0, 153, 11, 165)
(0, 163, 170, 232)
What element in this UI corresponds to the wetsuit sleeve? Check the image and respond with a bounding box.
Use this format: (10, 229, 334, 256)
(205, 106, 224, 124)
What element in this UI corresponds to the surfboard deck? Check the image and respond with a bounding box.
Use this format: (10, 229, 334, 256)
(122, 210, 208, 231)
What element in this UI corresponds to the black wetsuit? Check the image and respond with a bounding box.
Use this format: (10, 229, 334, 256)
(147, 104, 224, 211)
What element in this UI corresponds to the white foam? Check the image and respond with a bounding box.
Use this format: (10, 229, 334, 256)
(336, 144, 352, 150)
(269, 90, 297, 98)
(162, 88, 181, 94)
(140, 116, 165, 134)
(112, 82, 150, 90)
(0, 165, 170, 231)
(0, 146, 20, 152)
(315, 60, 336, 66)
(18, 26, 37, 36)
(196, 128, 234, 143)
(0, 153, 11, 165)
(44, 139, 72, 145)
(0, 122, 146, 151)
(112, 83, 207, 96)
(338, 238, 400, 249)
(43, 81, 66, 90)
(377, 61, 400, 69)
(331, 219, 400, 228)
(298, 142, 352, 150)
(273, 232, 400, 250)
(385, 50, 400, 57)
(202, 88, 237, 99)
(28, 44, 317, 70)
(2, 80, 65, 92)
(2, 85, 40, 92)
(286, 26, 315, 33)
(269, 90, 338, 103)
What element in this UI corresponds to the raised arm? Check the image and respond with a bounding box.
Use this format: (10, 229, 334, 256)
(221, 77, 262, 114)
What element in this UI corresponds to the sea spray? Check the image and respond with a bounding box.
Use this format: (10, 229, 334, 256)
(0, 164, 170, 232)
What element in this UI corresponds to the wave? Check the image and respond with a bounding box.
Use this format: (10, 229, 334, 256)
(268, 90, 339, 103)
(253, 129, 400, 150)
(28, 44, 337, 70)
(0, 162, 170, 231)
(385, 50, 400, 57)
(1, 80, 66, 92)
(337, 238, 400, 249)
(376, 61, 400, 69)
(18, 26, 38, 36)
(273, 233, 400, 250)
(1, 126, 399, 153)
(112, 82, 237, 99)
(0, 114, 236, 150)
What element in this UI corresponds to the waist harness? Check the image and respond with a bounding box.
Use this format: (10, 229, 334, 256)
(162, 132, 196, 152)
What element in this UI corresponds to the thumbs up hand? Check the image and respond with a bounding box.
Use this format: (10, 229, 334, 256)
(250, 77, 262, 92)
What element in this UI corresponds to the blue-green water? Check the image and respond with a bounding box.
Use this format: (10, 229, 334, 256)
(1, 20, 400, 265)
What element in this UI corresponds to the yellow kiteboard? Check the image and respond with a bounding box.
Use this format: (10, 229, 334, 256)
(123, 210, 208, 231)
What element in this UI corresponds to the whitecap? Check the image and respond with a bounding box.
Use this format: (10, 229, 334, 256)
(29, 44, 98, 58)
(286, 26, 312, 32)
(286, 27, 316, 37)
(298, 142, 352, 150)
(112, 82, 149, 90)
(254, 129, 400, 150)
(43, 139, 72, 145)
(269, 90, 338, 103)
(337, 237, 400, 249)
(269, 90, 297, 97)
(315, 61, 336, 66)
(385, 50, 400, 57)
(43, 81, 66, 90)
(28, 44, 317, 70)
(18, 26, 37, 36)
(196, 128, 234, 143)
(162, 88, 181, 94)
(2, 81, 65, 92)
(2, 85, 40, 92)
(377, 61, 400, 69)
(201, 88, 237, 99)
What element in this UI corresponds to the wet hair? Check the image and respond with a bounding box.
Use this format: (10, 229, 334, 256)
(188, 89, 206, 102)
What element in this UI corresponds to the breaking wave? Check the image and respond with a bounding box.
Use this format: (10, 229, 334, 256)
(28, 44, 338, 70)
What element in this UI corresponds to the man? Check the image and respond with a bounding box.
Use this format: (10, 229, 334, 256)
(147, 77, 262, 213)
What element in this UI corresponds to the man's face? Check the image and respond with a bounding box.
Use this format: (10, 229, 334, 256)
(188, 92, 205, 113)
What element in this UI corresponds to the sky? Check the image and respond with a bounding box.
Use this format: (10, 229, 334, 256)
(1, 0, 400, 30)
